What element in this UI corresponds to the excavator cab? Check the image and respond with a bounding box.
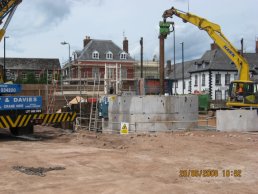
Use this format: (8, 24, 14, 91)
(227, 81, 258, 107)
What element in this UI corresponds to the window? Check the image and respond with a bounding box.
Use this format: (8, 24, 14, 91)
(225, 73, 231, 85)
(22, 72, 26, 80)
(202, 74, 205, 86)
(225, 89, 229, 100)
(108, 68, 114, 79)
(92, 67, 99, 78)
(35, 73, 40, 80)
(92, 51, 99, 59)
(120, 52, 127, 60)
(215, 73, 221, 85)
(121, 68, 127, 79)
(215, 90, 222, 100)
(106, 51, 113, 60)
(194, 75, 198, 86)
(175, 80, 178, 88)
(188, 81, 191, 91)
(48, 72, 52, 80)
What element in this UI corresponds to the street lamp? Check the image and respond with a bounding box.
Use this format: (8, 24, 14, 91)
(61, 41, 71, 79)
(173, 23, 176, 95)
(4, 36, 9, 83)
(180, 42, 185, 95)
(61, 41, 71, 63)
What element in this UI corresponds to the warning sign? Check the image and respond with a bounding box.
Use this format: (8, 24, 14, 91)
(120, 122, 129, 134)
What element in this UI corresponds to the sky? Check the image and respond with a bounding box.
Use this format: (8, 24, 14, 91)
(0, 0, 258, 66)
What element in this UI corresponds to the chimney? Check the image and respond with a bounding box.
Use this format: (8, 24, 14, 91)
(256, 39, 258, 53)
(123, 37, 128, 53)
(210, 42, 219, 50)
(83, 36, 91, 48)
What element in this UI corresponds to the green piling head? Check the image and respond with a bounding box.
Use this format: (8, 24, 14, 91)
(159, 21, 171, 37)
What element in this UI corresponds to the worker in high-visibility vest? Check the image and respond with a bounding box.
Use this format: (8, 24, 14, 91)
(237, 84, 244, 94)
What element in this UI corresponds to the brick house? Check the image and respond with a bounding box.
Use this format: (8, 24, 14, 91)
(0, 58, 60, 83)
(62, 36, 136, 94)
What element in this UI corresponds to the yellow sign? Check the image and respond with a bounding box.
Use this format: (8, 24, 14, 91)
(120, 122, 129, 134)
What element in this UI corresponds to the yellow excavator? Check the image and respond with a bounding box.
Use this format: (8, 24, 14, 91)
(161, 7, 258, 108)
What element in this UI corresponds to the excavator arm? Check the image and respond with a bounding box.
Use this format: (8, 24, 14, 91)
(162, 7, 250, 81)
(0, 0, 22, 41)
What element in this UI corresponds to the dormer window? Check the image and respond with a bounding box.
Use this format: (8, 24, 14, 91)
(106, 51, 113, 60)
(92, 51, 99, 59)
(120, 52, 127, 60)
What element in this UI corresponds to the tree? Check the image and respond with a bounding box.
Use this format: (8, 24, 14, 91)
(25, 72, 37, 84)
(14, 75, 24, 84)
(39, 73, 47, 84)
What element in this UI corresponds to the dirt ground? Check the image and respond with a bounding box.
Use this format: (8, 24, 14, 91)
(0, 125, 258, 194)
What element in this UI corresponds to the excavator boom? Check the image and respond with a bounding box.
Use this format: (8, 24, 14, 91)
(162, 7, 250, 81)
(162, 7, 258, 108)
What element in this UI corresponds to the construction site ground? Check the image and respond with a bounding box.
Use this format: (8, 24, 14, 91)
(0, 124, 258, 194)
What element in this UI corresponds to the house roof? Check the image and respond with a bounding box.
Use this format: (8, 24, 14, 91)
(77, 39, 135, 62)
(166, 48, 258, 80)
(0, 57, 60, 70)
(167, 60, 196, 79)
(189, 49, 258, 73)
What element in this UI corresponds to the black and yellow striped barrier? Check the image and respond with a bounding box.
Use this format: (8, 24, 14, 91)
(0, 112, 77, 128)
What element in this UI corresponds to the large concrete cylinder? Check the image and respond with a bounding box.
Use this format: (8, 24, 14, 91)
(103, 95, 198, 133)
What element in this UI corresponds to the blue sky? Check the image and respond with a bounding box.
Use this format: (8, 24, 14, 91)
(0, 0, 257, 66)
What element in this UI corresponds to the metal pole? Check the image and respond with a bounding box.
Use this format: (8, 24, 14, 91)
(104, 63, 107, 94)
(79, 66, 82, 127)
(3, 36, 9, 82)
(181, 42, 185, 94)
(68, 43, 71, 79)
(46, 69, 49, 113)
(159, 35, 165, 95)
(140, 37, 143, 78)
(3, 37, 6, 83)
(120, 64, 122, 92)
(61, 69, 63, 95)
(173, 27, 176, 95)
(68, 43, 71, 63)
(116, 63, 118, 94)
(61, 41, 71, 79)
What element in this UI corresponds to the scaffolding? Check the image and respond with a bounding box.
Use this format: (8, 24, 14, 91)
(104, 63, 122, 95)
(47, 69, 60, 113)
(47, 63, 136, 130)
(88, 75, 101, 131)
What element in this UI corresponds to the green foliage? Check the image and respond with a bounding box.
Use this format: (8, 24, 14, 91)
(39, 73, 48, 84)
(13, 70, 59, 84)
(25, 72, 37, 84)
(14, 75, 24, 84)
(14, 72, 39, 84)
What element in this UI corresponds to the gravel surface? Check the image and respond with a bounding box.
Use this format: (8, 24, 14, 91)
(0, 126, 257, 194)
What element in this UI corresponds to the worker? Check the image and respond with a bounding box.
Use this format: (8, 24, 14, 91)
(235, 84, 244, 101)
(237, 84, 244, 94)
